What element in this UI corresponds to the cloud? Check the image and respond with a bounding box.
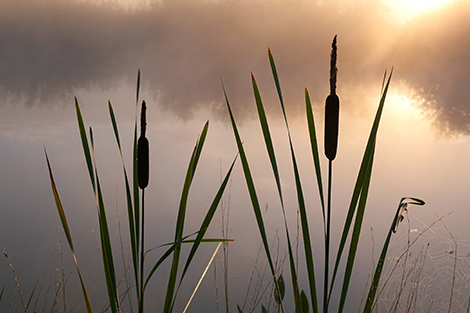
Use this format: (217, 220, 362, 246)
(0, 0, 469, 134)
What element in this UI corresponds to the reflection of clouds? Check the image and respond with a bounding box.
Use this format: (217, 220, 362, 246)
(0, 0, 469, 134)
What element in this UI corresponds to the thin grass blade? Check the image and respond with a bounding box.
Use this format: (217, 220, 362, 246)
(182, 243, 222, 313)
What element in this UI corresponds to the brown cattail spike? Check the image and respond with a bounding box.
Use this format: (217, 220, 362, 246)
(325, 35, 340, 161)
(138, 101, 149, 189)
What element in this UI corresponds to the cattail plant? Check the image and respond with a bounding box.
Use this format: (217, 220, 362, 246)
(323, 34, 339, 313)
(137, 100, 149, 312)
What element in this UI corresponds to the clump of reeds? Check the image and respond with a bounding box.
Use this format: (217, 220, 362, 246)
(45, 71, 235, 313)
(223, 36, 425, 313)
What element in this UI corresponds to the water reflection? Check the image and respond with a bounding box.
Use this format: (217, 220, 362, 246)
(1, 83, 469, 311)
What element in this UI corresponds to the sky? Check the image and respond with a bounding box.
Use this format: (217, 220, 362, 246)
(1, 0, 470, 312)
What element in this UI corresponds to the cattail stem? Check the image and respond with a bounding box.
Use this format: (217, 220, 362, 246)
(139, 188, 145, 313)
(324, 159, 333, 313)
(324, 35, 339, 313)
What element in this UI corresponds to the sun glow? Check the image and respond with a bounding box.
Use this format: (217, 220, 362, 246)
(381, 0, 454, 20)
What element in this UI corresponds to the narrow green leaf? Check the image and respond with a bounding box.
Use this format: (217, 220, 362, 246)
(338, 146, 375, 312)
(108, 101, 139, 300)
(75, 98, 95, 191)
(305, 88, 325, 225)
(179, 155, 237, 285)
(329, 70, 393, 305)
(163, 122, 209, 313)
(267, 52, 319, 313)
(332, 70, 393, 312)
(25, 281, 38, 310)
(89, 129, 119, 313)
(252, 72, 300, 311)
(223, 81, 283, 313)
(300, 290, 309, 313)
(45, 149, 94, 313)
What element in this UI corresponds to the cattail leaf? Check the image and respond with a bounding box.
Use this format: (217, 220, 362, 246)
(75, 98, 95, 191)
(268, 51, 319, 313)
(163, 121, 209, 313)
(329, 71, 393, 305)
(305, 88, 326, 225)
(300, 290, 309, 313)
(108, 101, 139, 299)
(177, 154, 237, 291)
(45, 149, 94, 313)
(89, 129, 120, 313)
(223, 81, 284, 313)
(332, 70, 393, 313)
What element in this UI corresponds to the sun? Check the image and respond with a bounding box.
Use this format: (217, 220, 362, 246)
(381, 0, 454, 20)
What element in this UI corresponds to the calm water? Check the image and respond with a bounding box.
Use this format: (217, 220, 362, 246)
(1, 82, 469, 312)
(2, 1, 470, 311)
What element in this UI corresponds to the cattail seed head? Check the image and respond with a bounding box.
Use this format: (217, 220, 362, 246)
(324, 94, 339, 160)
(138, 101, 149, 189)
(325, 35, 340, 161)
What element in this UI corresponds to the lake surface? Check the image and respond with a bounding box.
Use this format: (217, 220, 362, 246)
(2, 1, 470, 311)
(1, 81, 469, 312)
